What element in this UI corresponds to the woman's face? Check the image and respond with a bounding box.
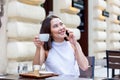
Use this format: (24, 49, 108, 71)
(50, 18, 66, 42)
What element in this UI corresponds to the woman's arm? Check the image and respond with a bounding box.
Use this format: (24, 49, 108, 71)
(67, 30, 89, 71)
(74, 42, 89, 71)
(33, 36, 46, 66)
(33, 47, 40, 65)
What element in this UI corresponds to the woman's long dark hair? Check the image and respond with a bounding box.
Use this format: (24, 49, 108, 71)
(40, 15, 59, 51)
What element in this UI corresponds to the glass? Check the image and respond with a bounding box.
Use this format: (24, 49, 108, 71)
(18, 63, 28, 74)
(33, 65, 41, 76)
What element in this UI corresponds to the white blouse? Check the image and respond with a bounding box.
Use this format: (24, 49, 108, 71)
(45, 40, 80, 76)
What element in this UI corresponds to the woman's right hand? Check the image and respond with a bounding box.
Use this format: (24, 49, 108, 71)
(33, 35, 44, 48)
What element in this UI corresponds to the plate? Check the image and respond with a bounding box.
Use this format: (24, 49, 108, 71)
(39, 71, 54, 74)
(19, 71, 58, 79)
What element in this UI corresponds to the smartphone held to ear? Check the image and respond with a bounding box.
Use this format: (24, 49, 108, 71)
(66, 31, 69, 36)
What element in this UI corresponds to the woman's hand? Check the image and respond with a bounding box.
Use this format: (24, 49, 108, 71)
(66, 30, 77, 46)
(33, 35, 46, 65)
(33, 35, 44, 48)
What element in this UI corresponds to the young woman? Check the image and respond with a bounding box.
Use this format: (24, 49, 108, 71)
(33, 15, 89, 76)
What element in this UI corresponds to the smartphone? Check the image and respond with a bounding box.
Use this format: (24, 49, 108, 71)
(66, 30, 69, 36)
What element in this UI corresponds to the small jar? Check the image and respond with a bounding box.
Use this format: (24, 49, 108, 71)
(33, 65, 40, 76)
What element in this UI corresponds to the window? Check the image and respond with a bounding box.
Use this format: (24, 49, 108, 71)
(72, 0, 85, 32)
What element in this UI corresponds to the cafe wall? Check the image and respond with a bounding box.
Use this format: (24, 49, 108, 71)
(89, 0, 120, 59)
(89, 0, 107, 59)
(0, 0, 7, 75)
(0, 0, 46, 74)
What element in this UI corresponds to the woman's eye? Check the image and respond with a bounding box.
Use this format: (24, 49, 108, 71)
(52, 22, 63, 28)
(60, 22, 63, 26)
(53, 24, 58, 28)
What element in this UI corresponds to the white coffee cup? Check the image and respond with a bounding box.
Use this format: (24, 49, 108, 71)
(39, 34, 49, 42)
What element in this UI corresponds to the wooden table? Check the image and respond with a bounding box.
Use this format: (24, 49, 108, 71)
(0, 74, 93, 80)
(1, 74, 119, 80)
